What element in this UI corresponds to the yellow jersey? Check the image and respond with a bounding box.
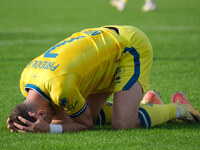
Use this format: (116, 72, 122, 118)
(20, 25, 153, 117)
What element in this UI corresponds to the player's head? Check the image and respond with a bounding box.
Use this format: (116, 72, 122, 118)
(8, 101, 55, 131)
(8, 103, 37, 131)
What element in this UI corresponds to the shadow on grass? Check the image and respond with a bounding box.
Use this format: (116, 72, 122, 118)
(94, 121, 200, 131)
(153, 121, 200, 130)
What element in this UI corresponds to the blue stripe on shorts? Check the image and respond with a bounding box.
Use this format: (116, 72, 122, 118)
(122, 47, 140, 90)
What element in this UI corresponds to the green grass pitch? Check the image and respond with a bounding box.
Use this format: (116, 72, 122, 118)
(0, 0, 200, 149)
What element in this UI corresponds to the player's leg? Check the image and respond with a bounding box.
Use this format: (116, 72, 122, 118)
(139, 90, 176, 127)
(96, 101, 113, 125)
(97, 90, 163, 125)
(86, 92, 113, 124)
(142, 0, 157, 12)
(97, 90, 162, 125)
(111, 81, 176, 129)
(110, 0, 128, 11)
(96, 95, 177, 128)
(96, 91, 200, 128)
(139, 104, 177, 127)
(112, 81, 143, 129)
(138, 92, 200, 127)
(110, 26, 153, 129)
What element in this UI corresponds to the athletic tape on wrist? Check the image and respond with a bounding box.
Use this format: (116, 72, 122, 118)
(49, 124, 63, 133)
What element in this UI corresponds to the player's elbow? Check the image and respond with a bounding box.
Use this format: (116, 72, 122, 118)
(78, 116, 94, 130)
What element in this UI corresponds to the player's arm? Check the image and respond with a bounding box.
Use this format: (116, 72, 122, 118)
(13, 105, 93, 133)
(51, 106, 93, 132)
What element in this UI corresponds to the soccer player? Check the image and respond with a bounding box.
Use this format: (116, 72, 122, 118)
(7, 25, 200, 133)
(110, 0, 157, 12)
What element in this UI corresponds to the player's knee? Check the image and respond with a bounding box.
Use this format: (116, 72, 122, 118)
(111, 119, 140, 130)
(111, 121, 127, 130)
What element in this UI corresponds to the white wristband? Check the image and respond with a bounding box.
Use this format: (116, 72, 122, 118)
(49, 124, 63, 133)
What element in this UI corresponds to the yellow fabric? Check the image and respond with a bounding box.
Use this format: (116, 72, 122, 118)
(139, 104, 177, 127)
(107, 25, 153, 92)
(20, 25, 152, 117)
(100, 103, 177, 127)
(102, 102, 113, 124)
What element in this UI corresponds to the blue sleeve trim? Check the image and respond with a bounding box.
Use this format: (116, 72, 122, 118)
(122, 47, 140, 90)
(25, 84, 51, 103)
(138, 107, 151, 128)
(69, 100, 88, 118)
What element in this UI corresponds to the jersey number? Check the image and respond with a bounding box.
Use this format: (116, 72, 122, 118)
(44, 49, 59, 58)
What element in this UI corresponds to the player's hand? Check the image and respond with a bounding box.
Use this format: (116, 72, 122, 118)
(7, 118, 14, 132)
(13, 112, 50, 133)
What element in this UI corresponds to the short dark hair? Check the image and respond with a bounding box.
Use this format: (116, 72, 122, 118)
(8, 103, 36, 131)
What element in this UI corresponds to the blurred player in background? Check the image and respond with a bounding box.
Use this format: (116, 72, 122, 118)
(111, 0, 157, 12)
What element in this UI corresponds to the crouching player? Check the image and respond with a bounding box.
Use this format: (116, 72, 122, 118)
(7, 25, 200, 133)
